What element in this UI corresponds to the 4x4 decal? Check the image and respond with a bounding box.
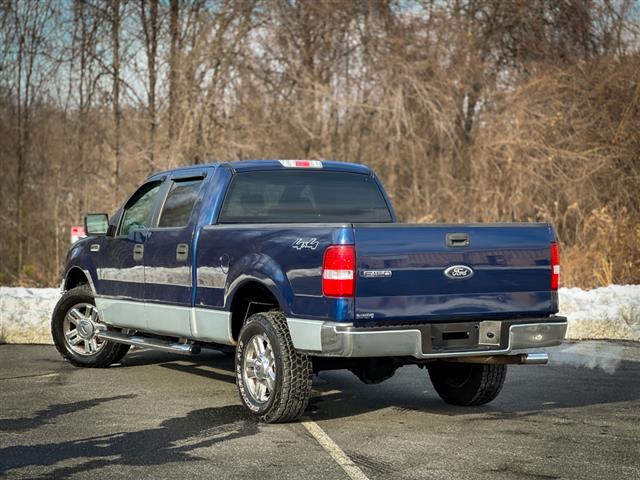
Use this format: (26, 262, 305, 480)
(292, 238, 319, 250)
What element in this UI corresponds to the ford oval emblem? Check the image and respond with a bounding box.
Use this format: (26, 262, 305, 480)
(444, 265, 474, 280)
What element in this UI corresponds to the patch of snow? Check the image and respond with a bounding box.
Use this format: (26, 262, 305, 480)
(560, 285, 640, 341)
(0, 287, 61, 344)
(0, 285, 639, 344)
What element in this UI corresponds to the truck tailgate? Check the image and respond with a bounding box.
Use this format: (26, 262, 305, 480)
(353, 224, 557, 324)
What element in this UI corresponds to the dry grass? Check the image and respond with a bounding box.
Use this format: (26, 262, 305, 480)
(563, 209, 640, 288)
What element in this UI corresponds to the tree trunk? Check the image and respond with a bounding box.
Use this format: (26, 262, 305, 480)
(111, 0, 122, 204)
(168, 0, 179, 144)
(141, 0, 158, 174)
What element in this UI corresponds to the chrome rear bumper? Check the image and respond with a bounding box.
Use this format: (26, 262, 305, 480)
(287, 316, 567, 359)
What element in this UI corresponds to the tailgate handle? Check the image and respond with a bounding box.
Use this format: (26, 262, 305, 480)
(446, 233, 469, 248)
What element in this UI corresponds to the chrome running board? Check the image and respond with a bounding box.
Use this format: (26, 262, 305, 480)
(96, 329, 201, 355)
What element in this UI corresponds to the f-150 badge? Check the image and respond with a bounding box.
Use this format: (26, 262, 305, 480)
(292, 238, 319, 250)
(360, 270, 392, 278)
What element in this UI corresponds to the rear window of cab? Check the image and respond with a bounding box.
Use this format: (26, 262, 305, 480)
(218, 171, 392, 223)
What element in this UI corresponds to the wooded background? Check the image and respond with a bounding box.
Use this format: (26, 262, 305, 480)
(1, 0, 639, 288)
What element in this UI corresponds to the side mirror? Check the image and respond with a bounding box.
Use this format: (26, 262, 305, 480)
(84, 213, 109, 236)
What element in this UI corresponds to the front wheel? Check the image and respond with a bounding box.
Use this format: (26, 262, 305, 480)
(427, 362, 507, 406)
(235, 311, 312, 423)
(51, 285, 130, 368)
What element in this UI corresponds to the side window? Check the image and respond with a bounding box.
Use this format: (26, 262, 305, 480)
(158, 178, 203, 228)
(119, 182, 162, 236)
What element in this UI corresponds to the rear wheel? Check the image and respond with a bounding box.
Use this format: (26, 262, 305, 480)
(51, 285, 130, 368)
(427, 362, 507, 406)
(235, 311, 312, 423)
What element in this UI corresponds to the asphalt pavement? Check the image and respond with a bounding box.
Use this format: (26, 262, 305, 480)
(1, 342, 639, 479)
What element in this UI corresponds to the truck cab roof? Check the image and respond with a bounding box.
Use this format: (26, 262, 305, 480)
(147, 159, 372, 182)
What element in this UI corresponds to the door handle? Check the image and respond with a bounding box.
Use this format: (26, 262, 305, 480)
(133, 243, 144, 261)
(176, 243, 189, 262)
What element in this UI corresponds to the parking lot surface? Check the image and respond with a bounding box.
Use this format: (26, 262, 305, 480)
(1, 342, 639, 479)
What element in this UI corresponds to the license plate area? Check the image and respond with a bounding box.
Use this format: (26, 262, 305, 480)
(426, 321, 505, 354)
(430, 322, 480, 350)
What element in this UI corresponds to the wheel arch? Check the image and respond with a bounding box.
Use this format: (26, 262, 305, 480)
(63, 267, 96, 294)
(227, 280, 282, 342)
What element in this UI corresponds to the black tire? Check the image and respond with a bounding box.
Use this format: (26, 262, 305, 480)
(51, 285, 130, 368)
(235, 311, 312, 423)
(427, 362, 507, 406)
(109, 343, 131, 365)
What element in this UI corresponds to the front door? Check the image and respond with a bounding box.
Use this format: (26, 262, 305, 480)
(94, 180, 163, 330)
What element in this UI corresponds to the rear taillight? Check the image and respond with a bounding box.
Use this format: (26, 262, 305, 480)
(551, 242, 560, 290)
(322, 245, 355, 297)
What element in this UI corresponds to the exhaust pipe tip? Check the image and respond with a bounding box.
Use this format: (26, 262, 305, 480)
(521, 353, 549, 365)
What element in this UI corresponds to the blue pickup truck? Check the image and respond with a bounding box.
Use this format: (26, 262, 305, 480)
(52, 159, 566, 422)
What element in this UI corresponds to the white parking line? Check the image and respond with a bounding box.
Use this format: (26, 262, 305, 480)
(0, 372, 59, 381)
(301, 417, 370, 480)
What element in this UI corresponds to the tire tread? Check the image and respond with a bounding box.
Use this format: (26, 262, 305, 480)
(237, 311, 312, 423)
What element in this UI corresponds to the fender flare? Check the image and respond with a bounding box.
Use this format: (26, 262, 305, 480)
(224, 253, 294, 316)
(63, 266, 97, 295)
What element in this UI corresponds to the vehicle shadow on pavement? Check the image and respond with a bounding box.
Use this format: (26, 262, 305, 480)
(120, 348, 238, 385)
(106, 349, 640, 421)
(306, 361, 640, 421)
(0, 394, 136, 433)
(117, 348, 229, 367)
(158, 361, 237, 385)
(0, 405, 258, 478)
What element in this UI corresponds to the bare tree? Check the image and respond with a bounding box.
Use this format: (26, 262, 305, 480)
(168, 0, 179, 144)
(1, 1, 58, 282)
(110, 0, 122, 203)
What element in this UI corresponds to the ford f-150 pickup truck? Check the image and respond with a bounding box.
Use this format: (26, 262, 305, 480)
(52, 159, 567, 422)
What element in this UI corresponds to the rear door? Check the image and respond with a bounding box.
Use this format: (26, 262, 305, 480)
(354, 224, 557, 324)
(143, 175, 205, 337)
